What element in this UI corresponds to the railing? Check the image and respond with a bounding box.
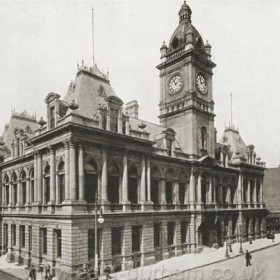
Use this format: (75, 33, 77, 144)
(153, 204, 161, 211)
(131, 204, 141, 211)
(110, 204, 123, 212)
(166, 204, 175, 210)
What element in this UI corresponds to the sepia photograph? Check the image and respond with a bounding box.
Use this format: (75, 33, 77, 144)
(0, 0, 280, 279)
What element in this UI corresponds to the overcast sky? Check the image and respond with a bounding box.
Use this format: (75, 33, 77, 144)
(0, 0, 280, 167)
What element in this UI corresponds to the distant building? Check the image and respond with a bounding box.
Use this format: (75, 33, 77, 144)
(0, 2, 267, 279)
(263, 167, 280, 232)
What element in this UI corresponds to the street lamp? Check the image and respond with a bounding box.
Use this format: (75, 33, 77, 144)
(225, 226, 229, 258)
(239, 225, 244, 255)
(94, 192, 104, 278)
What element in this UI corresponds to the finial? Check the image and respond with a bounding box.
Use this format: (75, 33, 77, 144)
(69, 100, 79, 110)
(82, 58, 84, 67)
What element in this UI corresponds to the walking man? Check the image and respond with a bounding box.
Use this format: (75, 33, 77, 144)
(29, 265, 36, 280)
(104, 265, 112, 280)
(245, 250, 252, 266)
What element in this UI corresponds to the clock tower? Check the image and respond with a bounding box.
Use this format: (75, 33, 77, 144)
(156, 1, 216, 159)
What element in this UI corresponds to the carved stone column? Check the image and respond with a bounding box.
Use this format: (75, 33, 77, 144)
(37, 152, 42, 204)
(140, 156, 146, 210)
(189, 167, 195, 209)
(160, 180, 167, 210)
(78, 144, 85, 201)
(49, 146, 55, 204)
(122, 152, 130, 211)
(237, 172, 242, 208)
(69, 140, 76, 201)
(64, 142, 70, 200)
(101, 148, 109, 209)
(196, 172, 202, 209)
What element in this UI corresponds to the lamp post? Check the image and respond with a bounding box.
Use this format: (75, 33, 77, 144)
(225, 226, 229, 258)
(239, 224, 244, 255)
(94, 192, 104, 279)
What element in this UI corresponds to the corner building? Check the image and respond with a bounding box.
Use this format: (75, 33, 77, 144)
(0, 2, 267, 278)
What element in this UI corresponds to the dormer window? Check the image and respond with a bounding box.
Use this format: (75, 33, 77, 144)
(172, 37, 179, 49)
(110, 108, 118, 133)
(166, 139, 172, 156)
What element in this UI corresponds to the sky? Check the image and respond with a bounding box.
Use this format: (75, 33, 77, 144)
(0, 0, 280, 167)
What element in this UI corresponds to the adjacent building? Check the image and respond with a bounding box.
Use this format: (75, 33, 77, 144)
(0, 2, 267, 278)
(263, 167, 280, 232)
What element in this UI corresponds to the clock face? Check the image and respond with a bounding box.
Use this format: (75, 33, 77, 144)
(169, 75, 183, 94)
(196, 74, 207, 93)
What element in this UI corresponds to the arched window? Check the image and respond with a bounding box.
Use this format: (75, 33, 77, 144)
(58, 162, 65, 204)
(165, 169, 174, 204)
(12, 173, 18, 205)
(128, 166, 138, 204)
(44, 165, 50, 204)
(20, 171, 27, 205)
(30, 168, 35, 203)
(172, 36, 179, 49)
(85, 161, 98, 203)
(4, 175, 9, 206)
(151, 168, 161, 206)
(108, 163, 121, 204)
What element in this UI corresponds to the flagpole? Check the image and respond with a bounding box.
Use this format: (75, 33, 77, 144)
(92, 7, 95, 67)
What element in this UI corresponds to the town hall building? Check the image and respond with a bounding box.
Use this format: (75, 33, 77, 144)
(0, 2, 267, 278)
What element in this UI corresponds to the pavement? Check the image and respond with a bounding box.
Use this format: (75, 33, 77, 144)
(0, 234, 279, 280)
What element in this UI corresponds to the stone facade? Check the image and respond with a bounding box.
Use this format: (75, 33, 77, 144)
(0, 2, 267, 279)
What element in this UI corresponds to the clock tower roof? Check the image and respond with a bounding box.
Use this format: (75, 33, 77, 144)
(167, 1, 207, 56)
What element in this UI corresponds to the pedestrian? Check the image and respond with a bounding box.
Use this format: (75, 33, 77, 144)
(45, 264, 52, 280)
(272, 232, 275, 242)
(104, 265, 112, 280)
(29, 265, 37, 280)
(245, 250, 252, 266)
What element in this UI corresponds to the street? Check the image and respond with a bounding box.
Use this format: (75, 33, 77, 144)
(0, 270, 20, 280)
(163, 245, 280, 280)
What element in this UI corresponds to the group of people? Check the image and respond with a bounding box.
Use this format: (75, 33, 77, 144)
(29, 264, 52, 280)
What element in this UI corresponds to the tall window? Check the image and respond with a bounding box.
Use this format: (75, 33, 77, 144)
(12, 174, 18, 205)
(132, 226, 141, 252)
(201, 126, 207, 150)
(58, 162, 65, 203)
(179, 183, 185, 204)
(29, 226, 32, 251)
(85, 161, 98, 203)
(181, 222, 187, 244)
(128, 166, 138, 204)
(21, 171, 27, 206)
(44, 166, 50, 204)
(50, 106, 55, 129)
(167, 222, 175, 245)
(102, 115, 107, 130)
(55, 229, 62, 258)
(4, 176, 9, 205)
(151, 180, 159, 205)
(20, 225, 25, 248)
(112, 227, 122, 256)
(12, 224, 16, 246)
(166, 139, 172, 156)
(154, 223, 161, 248)
(166, 182, 173, 204)
(108, 164, 120, 204)
(41, 228, 47, 254)
(30, 168, 35, 203)
(88, 229, 101, 259)
(110, 108, 118, 132)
